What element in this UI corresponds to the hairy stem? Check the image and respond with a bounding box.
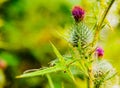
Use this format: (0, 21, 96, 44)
(94, 84, 101, 88)
(87, 67, 93, 88)
(92, 0, 115, 46)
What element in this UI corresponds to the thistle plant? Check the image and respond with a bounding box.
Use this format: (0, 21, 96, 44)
(93, 47, 116, 88)
(16, 0, 118, 88)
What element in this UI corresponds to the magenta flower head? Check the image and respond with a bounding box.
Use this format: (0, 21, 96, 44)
(95, 47, 104, 58)
(72, 6, 85, 22)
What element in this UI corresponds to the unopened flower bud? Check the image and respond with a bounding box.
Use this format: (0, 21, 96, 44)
(72, 6, 85, 22)
(95, 47, 104, 58)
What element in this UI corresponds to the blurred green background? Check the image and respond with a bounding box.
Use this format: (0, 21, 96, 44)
(0, 0, 120, 88)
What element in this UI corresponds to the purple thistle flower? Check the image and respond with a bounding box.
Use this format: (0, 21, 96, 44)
(96, 47, 104, 58)
(72, 6, 85, 22)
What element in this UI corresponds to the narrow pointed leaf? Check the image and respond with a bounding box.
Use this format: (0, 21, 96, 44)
(66, 68, 75, 82)
(50, 42, 66, 65)
(51, 43, 76, 82)
(46, 74, 55, 88)
(16, 64, 63, 78)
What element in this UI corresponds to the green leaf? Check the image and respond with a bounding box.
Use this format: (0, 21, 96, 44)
(16, 64, 63, 78)
(50, 42, 66, 66)
(65, 68, 76, 82)
(16, 43, 76, 82)
(50, 42, 76, 81)
(46, 74, 55, 88)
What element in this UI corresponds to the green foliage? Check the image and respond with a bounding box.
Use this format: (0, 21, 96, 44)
(0, 52, 19, 66)
(0, 0, 120, 88)
(16, 0, 118, 88)
(16, 64, 63, 78)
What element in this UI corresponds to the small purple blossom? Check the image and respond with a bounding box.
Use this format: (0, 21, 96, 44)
(96, 47, 104, 58)
(72, 6, 85, 22)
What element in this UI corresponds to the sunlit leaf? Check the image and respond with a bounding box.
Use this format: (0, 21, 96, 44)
(50, 42, 66, 65)
(16, 64, 63, 78)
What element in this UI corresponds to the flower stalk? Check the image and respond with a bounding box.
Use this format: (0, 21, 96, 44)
(92, 0, 115, 46)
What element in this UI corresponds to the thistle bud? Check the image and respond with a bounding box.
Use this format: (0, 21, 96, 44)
(72, 6, 85, 23)
(95, 47, 104, 58)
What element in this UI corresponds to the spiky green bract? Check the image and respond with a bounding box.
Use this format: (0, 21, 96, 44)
(92, 60, 116, 88)
(69, 22, 93, 59)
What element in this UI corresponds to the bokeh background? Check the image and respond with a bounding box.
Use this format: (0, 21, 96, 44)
(0, 0, 120, 88)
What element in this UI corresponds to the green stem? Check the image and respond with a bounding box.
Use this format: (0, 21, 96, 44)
(94, 84, 101, 88)
(92, 0, 115, 46)
(87, 77, 90, 88)
(87, 68, 93, 88)
(99, 0, 115, 28)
